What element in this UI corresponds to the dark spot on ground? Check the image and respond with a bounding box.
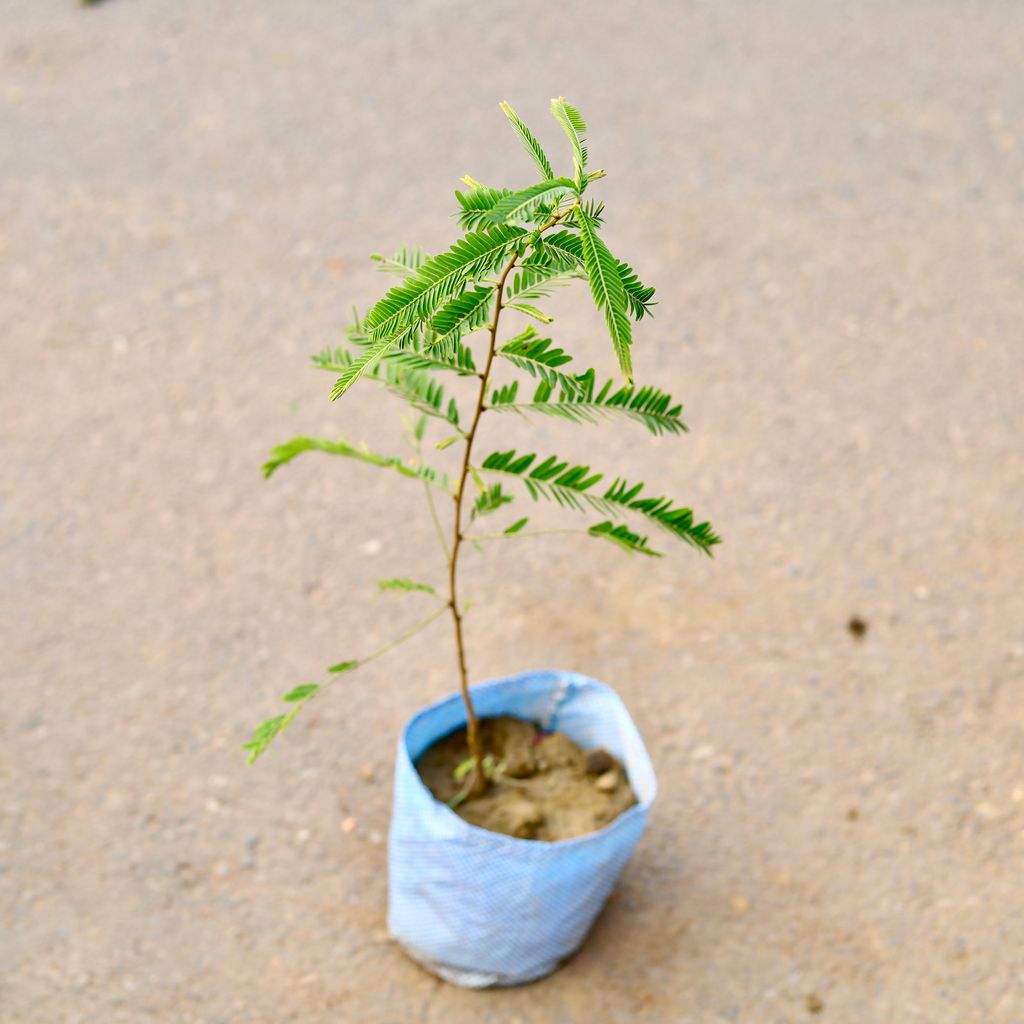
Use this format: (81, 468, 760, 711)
(847, 615, 868, 639)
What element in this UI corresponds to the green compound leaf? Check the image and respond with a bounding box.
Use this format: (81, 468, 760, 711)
(377, 578, 439, 596)
(576, 205, 633, 383)
(499, 101, 554, 180)
(370, 245, 427, 277)
(328, 660, 360, 674)
(472, 484, 514, 519)
(487, 178, 576, 225)
(455, 183, 513, 230)
(587, 521, 662, 557)
(489, 370, 687, 436)
(430, 285, 495, 351)
(282, 684, 321, 703)
(479, 449, 719, 553)
(496, 327, 585, 397)
(243, 711, 298, 764)
(365, 224, 526, 343)
(550, 96, 588, 188)
(262, 436, 452, 493)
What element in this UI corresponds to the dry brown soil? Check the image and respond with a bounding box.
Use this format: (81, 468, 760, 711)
(416, 716, 637, 841)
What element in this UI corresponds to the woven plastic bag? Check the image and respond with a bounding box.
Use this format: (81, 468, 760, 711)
(387, 669, 657, 987)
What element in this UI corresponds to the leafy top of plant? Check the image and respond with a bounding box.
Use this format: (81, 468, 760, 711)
(245, 98, 719, 779)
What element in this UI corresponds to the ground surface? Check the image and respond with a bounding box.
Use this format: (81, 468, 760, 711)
(3, 2, 1023, 1022)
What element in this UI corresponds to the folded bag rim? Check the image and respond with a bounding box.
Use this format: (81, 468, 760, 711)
(394, 668, 658, 852)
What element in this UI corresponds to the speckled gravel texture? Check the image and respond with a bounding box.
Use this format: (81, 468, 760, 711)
(3, 2, 1023, 1022)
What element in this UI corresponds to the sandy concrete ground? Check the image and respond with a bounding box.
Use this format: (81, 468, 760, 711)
(3, 2, 1023, 1021)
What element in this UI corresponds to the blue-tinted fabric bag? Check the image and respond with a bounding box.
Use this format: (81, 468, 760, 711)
(387, 670, 657, 987)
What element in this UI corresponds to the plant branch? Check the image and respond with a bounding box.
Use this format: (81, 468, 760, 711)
(243, 603, 449, 764)
(465, 527, 594, 543)
(361, 603, 450, 666)
(423, 481, 451, 562)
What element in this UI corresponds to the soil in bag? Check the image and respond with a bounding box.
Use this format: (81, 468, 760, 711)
(416, 716, 637, 841)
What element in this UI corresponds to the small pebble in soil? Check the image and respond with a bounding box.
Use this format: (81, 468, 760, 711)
(847, 615, 868, 639)
(340, 817, 357, 834)
(846, 807, 860, 821)
(805, 993, 824, 1014)
(584, 748, 616, 775)
(358, 764, 376, 783)
(595, 770, 618, 793)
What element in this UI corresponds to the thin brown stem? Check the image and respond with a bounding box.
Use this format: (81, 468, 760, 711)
(445, 204, 577, 794)
(447, 253, 520, 791)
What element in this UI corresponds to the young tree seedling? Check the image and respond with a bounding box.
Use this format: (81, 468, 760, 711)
(246, 98, 719, 791)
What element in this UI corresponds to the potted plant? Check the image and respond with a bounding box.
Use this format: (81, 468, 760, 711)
(246, 98, 718, 986)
